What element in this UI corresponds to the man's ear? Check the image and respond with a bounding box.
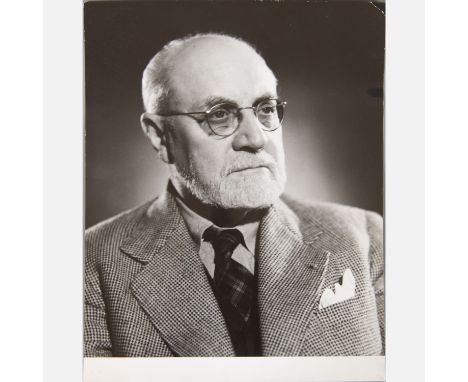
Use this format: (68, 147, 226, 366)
(140, 112, 170, 163)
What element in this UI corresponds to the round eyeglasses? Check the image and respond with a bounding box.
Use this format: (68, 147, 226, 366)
(157, 98, 287, 137)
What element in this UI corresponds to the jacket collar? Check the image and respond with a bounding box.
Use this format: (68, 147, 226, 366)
(120, 186, 235, 356)
(256, 199, 330, 355)
(119, 186, 330, 356)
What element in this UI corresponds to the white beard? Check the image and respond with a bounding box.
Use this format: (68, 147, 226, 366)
(170, 151, 286, 209)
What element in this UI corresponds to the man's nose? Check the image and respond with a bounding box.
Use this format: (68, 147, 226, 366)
(231, 110, 267, 152)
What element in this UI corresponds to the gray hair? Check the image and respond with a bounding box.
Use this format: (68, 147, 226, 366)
(141, 33, 265, 114)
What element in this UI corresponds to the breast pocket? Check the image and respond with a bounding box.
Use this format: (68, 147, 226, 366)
(311, 288, 382, 356)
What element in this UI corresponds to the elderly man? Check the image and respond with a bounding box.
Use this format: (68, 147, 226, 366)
(85, 33, 384, 357)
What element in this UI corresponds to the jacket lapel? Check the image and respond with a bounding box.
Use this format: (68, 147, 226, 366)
(120, 190, 235, 357)
(257, 199, 330, 356)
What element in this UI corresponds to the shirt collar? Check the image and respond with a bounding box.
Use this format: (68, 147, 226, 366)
(175, 196, 259, 253)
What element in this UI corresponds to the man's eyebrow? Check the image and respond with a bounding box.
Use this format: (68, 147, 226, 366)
(199, 93, 279, 110)
(254, 93, 278, 104)
(200, 96, 238, 109)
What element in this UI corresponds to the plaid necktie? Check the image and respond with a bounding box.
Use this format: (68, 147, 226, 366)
(203, 226, 254, 324)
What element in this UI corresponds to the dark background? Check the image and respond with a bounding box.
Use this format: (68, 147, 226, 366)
(85, 0, 384, 228)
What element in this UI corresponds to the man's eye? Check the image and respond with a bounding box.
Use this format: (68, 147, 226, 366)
(210, 110, 229, 119)
(260, 106, 276, 114)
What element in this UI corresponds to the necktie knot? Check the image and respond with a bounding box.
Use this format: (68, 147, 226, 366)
(203, 226, 244, 261)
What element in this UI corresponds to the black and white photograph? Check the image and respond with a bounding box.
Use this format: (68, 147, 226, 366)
(0, 0, 452, 379)
(84, 0, 385, 368)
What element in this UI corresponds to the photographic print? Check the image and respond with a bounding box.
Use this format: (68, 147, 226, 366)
(84, 0, 385, 372)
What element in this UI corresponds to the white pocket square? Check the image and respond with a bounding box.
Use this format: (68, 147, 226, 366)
(319, 268, 356, 309)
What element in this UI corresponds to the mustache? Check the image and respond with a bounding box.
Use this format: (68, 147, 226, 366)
(223, 152, 277, 176)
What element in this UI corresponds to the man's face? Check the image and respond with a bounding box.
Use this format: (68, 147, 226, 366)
(163, 37, 286, 210)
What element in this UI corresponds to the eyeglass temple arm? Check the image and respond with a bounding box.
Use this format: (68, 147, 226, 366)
(158, 111, 207, 117)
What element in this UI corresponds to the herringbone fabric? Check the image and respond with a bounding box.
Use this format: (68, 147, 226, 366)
(84, 185, 385, 357)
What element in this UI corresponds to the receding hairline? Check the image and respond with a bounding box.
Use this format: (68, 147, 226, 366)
(141, 33, 276, 114)
(169, 33, 260, 57)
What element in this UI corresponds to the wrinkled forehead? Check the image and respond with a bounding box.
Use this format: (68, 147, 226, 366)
(168, 37, 278, 110)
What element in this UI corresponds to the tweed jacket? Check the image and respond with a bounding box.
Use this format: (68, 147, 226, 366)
(84, 189, 384, 357)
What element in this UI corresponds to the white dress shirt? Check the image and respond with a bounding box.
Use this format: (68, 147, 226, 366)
(175, 197, 259, 278)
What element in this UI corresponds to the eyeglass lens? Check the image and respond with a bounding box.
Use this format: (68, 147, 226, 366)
(206, 100, 285, 136)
